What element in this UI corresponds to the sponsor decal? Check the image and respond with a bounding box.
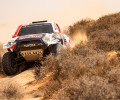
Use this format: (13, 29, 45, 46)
(19, 34, 42, 40)
(23, 43, 43, 47)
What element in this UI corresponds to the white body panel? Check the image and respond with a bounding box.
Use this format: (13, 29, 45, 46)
(3, 22, 70, 49)
(3, 37, 18, 49)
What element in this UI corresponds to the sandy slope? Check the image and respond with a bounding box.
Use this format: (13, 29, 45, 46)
(0, 68, 51, 100)
(0, 40, 119, 100)
(0, 51, 119, 100)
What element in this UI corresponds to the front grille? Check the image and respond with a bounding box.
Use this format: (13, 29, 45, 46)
(20, 46, 43, 51)
(15, 40, 47, 51)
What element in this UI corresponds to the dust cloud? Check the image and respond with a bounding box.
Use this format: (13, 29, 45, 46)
(70, 30, 88, 48)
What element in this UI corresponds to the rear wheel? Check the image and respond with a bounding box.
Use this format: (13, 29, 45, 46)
(2, 52, 19, 75)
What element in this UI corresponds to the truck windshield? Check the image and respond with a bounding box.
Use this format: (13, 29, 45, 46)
(18, 23, 53, 36)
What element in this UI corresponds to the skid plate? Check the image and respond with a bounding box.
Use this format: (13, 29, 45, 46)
(20, 49, 43, 61)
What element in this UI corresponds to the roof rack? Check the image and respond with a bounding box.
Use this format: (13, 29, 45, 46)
(32, 20, 47, 24)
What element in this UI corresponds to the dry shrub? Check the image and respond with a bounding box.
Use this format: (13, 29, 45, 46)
(0, 83, 24, 100)
(67, 19, 94, 36)
(35, 44, 120, 99)
(40, 79, 62, 99)
(0, 54, 2, 72)
(66, 12, 120, 52)
(88, 12, 120, 52)
(53, 76, 120, 100)
(89, 26, 120, 52)
(0, 43, 3, 72)
(88, 12, 120, 32)
(34, 12, 120, 100)
(35, 45, 93, 81)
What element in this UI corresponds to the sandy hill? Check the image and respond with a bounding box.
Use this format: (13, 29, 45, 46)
(0, 12, 120, 100)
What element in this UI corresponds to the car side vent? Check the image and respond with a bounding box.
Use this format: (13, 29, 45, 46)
(32, 20, 47, 23)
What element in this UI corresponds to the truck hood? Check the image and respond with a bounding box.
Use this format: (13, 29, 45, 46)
(16, 33, 61, 46)
(3, 33, 60, 49)
(16, 33, 43, 42)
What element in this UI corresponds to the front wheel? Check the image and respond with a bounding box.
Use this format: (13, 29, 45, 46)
(50, 43, 63, 54)
(2, 52, 19, 75)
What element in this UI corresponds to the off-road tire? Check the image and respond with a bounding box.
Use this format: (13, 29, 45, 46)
(2, 52, 19, 75)
(50, 43, 63, 54)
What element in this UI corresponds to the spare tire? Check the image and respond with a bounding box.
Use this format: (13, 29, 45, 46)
(2, 52, 19, 75)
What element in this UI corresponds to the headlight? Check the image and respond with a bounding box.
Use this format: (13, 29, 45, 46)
(8, 42, 16, 46)
(42, 35, 51, 42)
(42, 34, 60, 45)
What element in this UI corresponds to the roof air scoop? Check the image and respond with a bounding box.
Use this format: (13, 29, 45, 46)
(32, 20, 47, 24)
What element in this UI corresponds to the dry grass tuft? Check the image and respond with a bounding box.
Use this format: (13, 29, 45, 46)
(0, 83, 24, 100)
(0, 43, 3, 72)
(35, 45, 120, 99)
(0, 54, 2, 72)
(53, 76, 120, 100)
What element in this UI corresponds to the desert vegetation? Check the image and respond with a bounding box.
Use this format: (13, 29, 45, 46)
(34, 12, 120, 100)
(0, 12, 120, 100)
(0, 83, 24, 100)
(0, 54, 2, 72)
(0, 43, 3, 72)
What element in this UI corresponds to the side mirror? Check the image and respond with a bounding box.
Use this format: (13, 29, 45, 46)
(54, 30, 59, 34)
(12, 35, 14, 38)
(12, 35, 16, 38)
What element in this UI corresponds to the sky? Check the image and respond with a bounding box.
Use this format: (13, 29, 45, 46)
(0, 0, 120, 43)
